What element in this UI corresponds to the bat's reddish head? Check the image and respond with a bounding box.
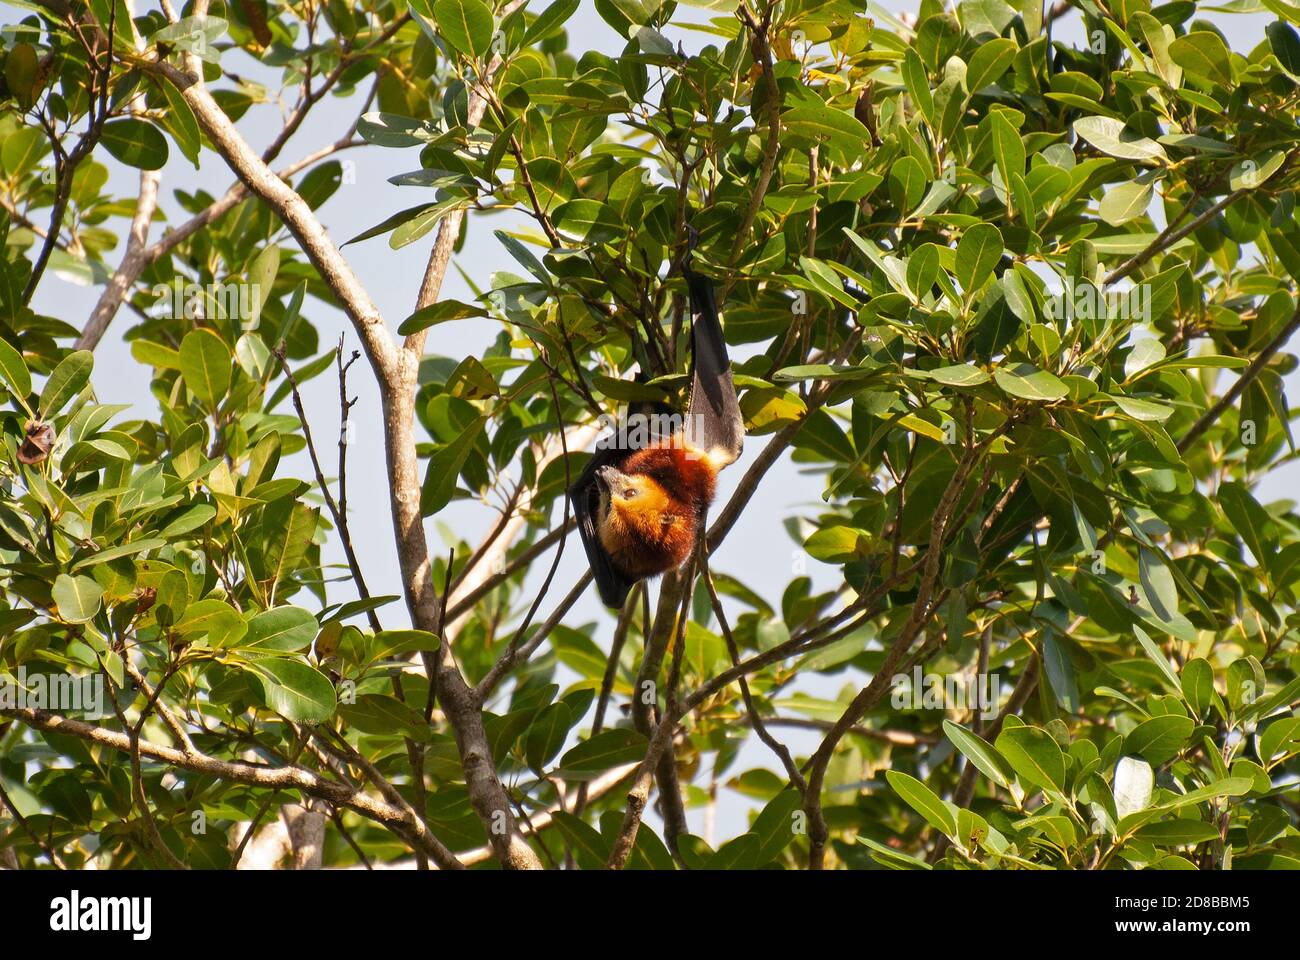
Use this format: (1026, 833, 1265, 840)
(594, 440, 720, 579)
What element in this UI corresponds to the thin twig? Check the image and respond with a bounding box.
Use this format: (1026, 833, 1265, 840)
(0, 779, 67, 869)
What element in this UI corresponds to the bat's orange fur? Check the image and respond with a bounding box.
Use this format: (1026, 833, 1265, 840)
(596, 441, 720, 579)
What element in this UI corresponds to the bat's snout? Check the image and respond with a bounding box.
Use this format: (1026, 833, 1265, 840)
(596, 465, 622, 489)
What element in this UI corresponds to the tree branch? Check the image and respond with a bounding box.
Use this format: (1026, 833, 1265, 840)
(2, 705, 466, 869)
(76, 168, 161, 350)
(1177, 300, 1300, 453)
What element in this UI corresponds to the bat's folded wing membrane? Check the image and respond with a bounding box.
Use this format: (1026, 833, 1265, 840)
(684, 268, 744, 467)
(568, 444, 637, 608)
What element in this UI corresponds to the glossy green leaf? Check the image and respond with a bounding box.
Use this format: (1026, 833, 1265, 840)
(995, 725, 1066, 792)
(431, 0, 495, 58)
(39, 350, 93, 418)
(100, 119, 170, 170)
(247, 658, 337, 722)
(179, 330, 231, 410)
(52, 574, 103, 623)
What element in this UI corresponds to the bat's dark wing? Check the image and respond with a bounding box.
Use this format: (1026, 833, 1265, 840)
(683, 265, 744, 467)
(568, 442, 637, 609)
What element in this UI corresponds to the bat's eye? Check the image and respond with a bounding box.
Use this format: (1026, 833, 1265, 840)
(620, 486, 638, 500)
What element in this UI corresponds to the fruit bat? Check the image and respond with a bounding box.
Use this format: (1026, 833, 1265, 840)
(568, 260, 744, 608)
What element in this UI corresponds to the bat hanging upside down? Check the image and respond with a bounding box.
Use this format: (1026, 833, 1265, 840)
(569, 255, 745, 608)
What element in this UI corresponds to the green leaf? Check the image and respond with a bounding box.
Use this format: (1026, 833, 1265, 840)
(1218, 481, 1273, 565)
(398, 299, 489, 335)
(1267, 20, 1300, 74)
(551, 626, 607, 679)
(247, 658, 337, 722)
(1072, 116, 1168, 163)
(1133, 624, 1182, 693)
(1229, 149, 1287, 190)
(1153, 777, 1252, 812)
(391, 198, 472, 249)
(989, 110, 1025, 191)
(158, 74, 201, 166)
(100, 118, 170, 170)
(905, 242, 940, 298)
(886, 770, 957, 836)
(966, 37, 1018, 91)
(1002, 269, 1034, 323)
(703, 833, 760, 870)
(246, 245, 279, 330)
(151, 15, 227, 53)
(550, 811, 609, 868)
(0, 337, 32, 401)
(339, 694, 430, 739)
(557, 728, 646, 775)
(420, 415, 486, 515)
(1125, 715, 1194, 764)
(553, 199, 621, 242)
(71, 538, 165, 570)
(344, 202, 439, 245)
(1135, 819, 1221, 845)
(1042, 628, 1079, 712)
(160, 504, 216, 538)
(750, 789, 802, 865)
(179, 329, 231, 410)
(1099, 180, 1153, 225)
(493, 229, 551, 284)
(525, 701, 574, 772)
(943, 720, 1014, 789)
(1138, 547, 1179, 621)
(782, 103, 871, 159)
(1111, 395, 1173, 422)
(52, 574, 103, 623)
(1134, 12, 1181, 86)
(1258, 716, 1300, 765)
(857, 835, 932, 870)
(355, 113, 435, 148)
(523, 0, 581, 45)
(42, 773, 92, 824)
(175, 599, 247, 647)
(955, 223, 1003, 295)
(995, 724, 1066, 792)
(923, 363, 989, 387)
(260, 502, 319, 591)
(4, 42, 38, 105)
(804, 526, 869, 562)
(1, 126, 46, 177)
(590, 374, 670, 403)
(39, 350, 93, 418)
(994, 362, 1068, 401)
(242, 606, 318, 652)
(902, 48, 934, 123)
(1180, 657, 1214, 719)
(371, 629, 440, 659)
(235, 334, 270, 380)
(1168, 31, 1233, 85)
(431, 0, 495, 58)
(593, 0, 661, 37)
